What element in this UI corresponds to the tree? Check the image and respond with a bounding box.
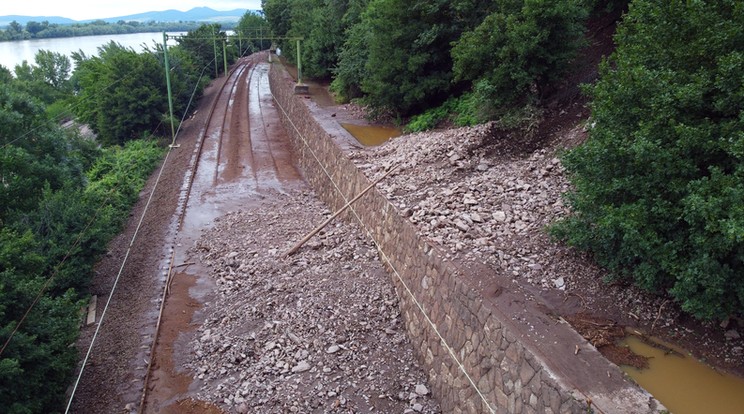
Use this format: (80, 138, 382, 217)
(177, 24, 228, 78)
(25, 21, 48, 36)
(359, 0, 458, 116)
(32, 50, 71, 91)
(263, 0, 294, 37)
(235, 11, 271, 55)
(452, 0, 589, 110)
(0, 76, 101, 414)
(555, 0, 744, 320)
(0, 84, 85, 221)
(6, 21, 25, 40)
(73, 42, 167, 145)
(330, 12, 370, 101)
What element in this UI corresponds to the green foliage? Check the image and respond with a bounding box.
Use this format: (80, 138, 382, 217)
(452, 0, 590, 110)
(302, 0, 348, 79)
(404, 93, 482, 132)
(359, 0, 457, 116)
(262, 0, 294, 37)
(0, 19, 221, 42)
(0, 278, 81, 414)
(0, 85, 89, 221)
(329, 1, 371, 102)
(0, 14, 216, 412)
(266, 0, 588, 118)
(176, 24, 229, 79)
(44, 100, 74, 122)
(1, 66, 164, 411)
(262, 0, 363, 80)
(72, 42, 167, 145)
(31, 50, 71, 91)
(555, 0, 744, 320)
(235, 11, 271, 55)
(0, 138, 163, 412)
(85, 139, 164, 212)
(12, 51, 72, 106)
(147, 43, 209, 122)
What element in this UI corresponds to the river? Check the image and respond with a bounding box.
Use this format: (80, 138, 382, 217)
(0, 32, 184, 70)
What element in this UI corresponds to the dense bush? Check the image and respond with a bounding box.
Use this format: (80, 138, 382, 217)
(356, 0, 459, 116)
(72, 42, 167, 145)
(555, 0, 744, 320)
(452, 0, 589, 111)
(0, 135, 163, 412)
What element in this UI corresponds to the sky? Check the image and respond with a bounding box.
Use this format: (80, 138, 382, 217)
(2, 0, 263, 21)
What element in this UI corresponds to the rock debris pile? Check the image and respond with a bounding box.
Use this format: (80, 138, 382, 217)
(187, 190, 440, 413)
(351, 123, 579, 291)
(351, 122, 743, 372)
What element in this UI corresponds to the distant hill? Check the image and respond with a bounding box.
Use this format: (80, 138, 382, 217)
(95, 7, 254, 24)
(0, 7, 258, 27)
(0, 15, 76, 26)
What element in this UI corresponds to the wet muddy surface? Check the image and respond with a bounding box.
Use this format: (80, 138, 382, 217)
(340, 123, 401, 147)
(143, 54, 304, 413)
(621, 334, 744, 414)
(70, 52, 435, 414)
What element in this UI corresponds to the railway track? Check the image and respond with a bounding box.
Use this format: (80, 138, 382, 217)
(139, 53, 303, 413)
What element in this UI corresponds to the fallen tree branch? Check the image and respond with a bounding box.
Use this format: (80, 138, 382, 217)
(650, 299, 669, 334)
(285, 166, 397, 257)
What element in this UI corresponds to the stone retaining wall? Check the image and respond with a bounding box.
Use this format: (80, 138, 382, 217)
(268, 64, 663, 414)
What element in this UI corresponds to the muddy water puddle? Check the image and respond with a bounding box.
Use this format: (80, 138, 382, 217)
(341, 122, 401, 146)
(620, 334, 744, 414)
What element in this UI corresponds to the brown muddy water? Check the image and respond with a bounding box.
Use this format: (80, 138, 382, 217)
(621, 334, 744, 414)
(341, 122, 401, 146)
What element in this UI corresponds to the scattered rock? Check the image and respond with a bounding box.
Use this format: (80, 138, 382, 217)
(493, 211, 507, 222)
(553, 277, 566, 290)
(725, 330, 741, 341)
(185, 192, 440, 413)
(326, 345, 341, 354)
(291, 361, 311, 373)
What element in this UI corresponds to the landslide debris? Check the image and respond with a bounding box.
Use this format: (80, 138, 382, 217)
(186, 190, 440, 414)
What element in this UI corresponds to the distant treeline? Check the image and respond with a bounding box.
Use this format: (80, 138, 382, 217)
(0, 19, 237, 41)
